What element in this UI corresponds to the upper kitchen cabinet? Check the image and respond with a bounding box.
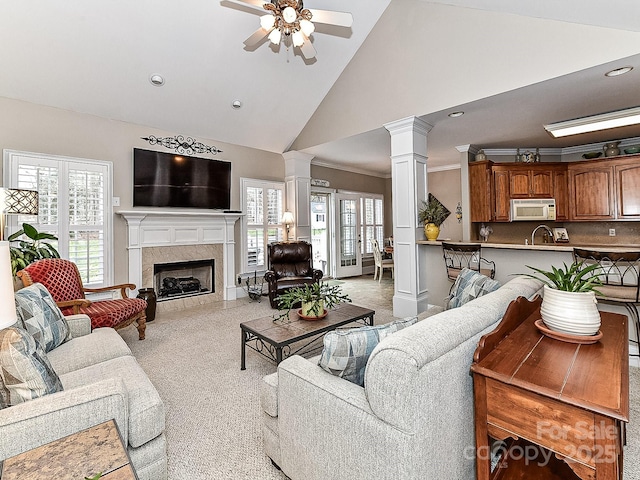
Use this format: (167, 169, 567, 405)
(492, 165, 511, 222)
(568, 161, 615, 220)
(614, 155, 640, 219)
(469, 160, 493, 222)
(508, 165, 554, 198)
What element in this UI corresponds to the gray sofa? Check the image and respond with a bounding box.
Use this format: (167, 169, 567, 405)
(261, 276, 543, 480)
(0, 314, 167, 479)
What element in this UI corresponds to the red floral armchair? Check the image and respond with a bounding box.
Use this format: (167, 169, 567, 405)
(17, 258, 147, 340)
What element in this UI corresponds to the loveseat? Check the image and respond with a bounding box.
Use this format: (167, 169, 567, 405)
(260, 275, 543, 480)
(0, 284, 166, 479)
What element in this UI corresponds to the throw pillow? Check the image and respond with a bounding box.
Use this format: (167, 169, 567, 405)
(447, 268, 501, 310)
(15, 283, 70, 353)
(318, 316, 418, 386)
(0, 327, 63, 409)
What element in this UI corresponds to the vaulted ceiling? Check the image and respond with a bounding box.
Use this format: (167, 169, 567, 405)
(1, 0, 639, 176)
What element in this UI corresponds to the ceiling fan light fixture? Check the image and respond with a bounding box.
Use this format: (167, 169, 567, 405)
(268, 28, 282, 45)
(292, 30, 305, 47)
(544, 106, 640, 138)
(300, 19, 314, 36)
(260, 14, 276, 31)
(282, 6, 298, 24)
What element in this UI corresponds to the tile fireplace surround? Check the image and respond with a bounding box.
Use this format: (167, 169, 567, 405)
(117, 210, 242, 312)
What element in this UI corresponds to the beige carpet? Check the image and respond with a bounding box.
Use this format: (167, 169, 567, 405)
(118, 275, 640, 479)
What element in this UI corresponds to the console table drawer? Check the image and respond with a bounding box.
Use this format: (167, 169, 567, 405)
(486, 378, 597, 467)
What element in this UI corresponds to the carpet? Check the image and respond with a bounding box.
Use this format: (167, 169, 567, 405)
(118, 277, 640, 479)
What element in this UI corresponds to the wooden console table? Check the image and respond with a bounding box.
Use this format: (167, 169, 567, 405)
(0, 420, 137, 480)
(471, 296, 629, 480)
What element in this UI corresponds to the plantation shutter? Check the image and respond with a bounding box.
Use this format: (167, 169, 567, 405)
(360, 195, 384, 255)
(5, 150, 113, 287)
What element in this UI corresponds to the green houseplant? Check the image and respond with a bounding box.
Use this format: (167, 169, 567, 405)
(8, 223, 60, 276)
(418, 194, 450, 241)
(522, 262, 603, 336)
(274, 282, 351, 321)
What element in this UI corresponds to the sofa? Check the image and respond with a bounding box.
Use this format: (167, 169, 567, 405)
(265, 241, 323, 308)
(0, 284, 167, 479)
(260, 275, 543, 480)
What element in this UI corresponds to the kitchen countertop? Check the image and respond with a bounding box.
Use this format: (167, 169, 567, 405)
(417, 240, 640, 252)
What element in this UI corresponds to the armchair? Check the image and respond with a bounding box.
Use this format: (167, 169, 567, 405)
(264, 241, 323, 308)
(17, 258, 147, 340)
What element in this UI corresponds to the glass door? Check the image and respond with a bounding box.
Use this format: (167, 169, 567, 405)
(334, 193, 362, 278)
(310, 192, 331, 276)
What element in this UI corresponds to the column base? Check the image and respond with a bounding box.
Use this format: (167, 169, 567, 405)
(393, 292, 430, 318)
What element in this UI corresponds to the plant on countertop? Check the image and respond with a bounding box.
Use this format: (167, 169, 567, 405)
(418, 194, 450, 227)
(8, 223, 60, 276)
(274, 282, 351, 321)
(522, 262, 602, 293)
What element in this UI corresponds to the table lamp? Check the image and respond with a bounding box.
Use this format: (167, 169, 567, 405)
(281, 211, 294, 241)
(0, 241, 18, 329)
(0, 188, 39, 241)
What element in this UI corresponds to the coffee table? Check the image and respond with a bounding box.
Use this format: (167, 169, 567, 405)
(240, 303, 375, 370)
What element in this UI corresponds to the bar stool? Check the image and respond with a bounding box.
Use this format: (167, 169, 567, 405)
(573, 248, 640, 356)
(441, 242, 496, 283)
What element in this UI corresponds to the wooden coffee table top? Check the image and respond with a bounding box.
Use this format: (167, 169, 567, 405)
(241, 303, 375, 346)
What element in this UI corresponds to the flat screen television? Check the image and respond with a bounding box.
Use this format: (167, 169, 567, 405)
(133, 148, 231, 209)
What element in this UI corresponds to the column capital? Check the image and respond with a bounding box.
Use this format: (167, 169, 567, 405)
(283, 151, 313, 178)
(384, 116, 433, 135)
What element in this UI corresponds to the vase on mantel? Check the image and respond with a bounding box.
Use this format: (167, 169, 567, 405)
(424, 223, 440, 241)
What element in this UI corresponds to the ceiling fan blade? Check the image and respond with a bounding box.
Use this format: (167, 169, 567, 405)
(299, 39, 316, 59)
(308, 9, 353, 28)
(227, 0, 268, 12)
(244, 27, 270, 47)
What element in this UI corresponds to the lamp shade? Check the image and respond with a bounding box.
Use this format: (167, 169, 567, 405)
(281, 211, 294, 225)
(0, 241, 17, 329)
(0, 188, 39, 215)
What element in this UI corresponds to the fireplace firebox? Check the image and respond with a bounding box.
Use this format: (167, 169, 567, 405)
(153, 259, 214, 302)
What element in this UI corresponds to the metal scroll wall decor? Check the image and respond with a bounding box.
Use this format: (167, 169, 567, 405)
(140, 135, 223, 155)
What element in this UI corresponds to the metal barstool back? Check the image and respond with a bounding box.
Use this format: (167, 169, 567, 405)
(441, 242, 496, 283)
(573, 248, 640, 355)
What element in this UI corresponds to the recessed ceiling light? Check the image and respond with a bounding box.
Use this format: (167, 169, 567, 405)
(448, 111, 464, 118)
(149, 74, 165, 86)
(231, 100, 242, 109)
(605, 66, 633, 77)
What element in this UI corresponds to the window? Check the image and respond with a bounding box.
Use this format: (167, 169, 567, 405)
(4, 150, 113, 287)
(360, 195, 384, 255)
(241, 178, 285, 272)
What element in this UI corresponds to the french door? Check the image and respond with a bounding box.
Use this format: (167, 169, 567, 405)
(334, 193, 362, 278)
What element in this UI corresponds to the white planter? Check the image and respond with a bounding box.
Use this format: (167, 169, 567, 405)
(540, 285, 601, 336)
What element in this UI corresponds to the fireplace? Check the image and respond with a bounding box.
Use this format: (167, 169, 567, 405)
(154, 259, 214, 302)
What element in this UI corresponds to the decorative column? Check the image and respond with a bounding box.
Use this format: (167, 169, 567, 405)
(384, 116, 433, 317)
(456, 144, 474, 242)
(283, 151, 313, 242)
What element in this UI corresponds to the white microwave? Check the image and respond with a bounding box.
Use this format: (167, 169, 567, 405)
(510, 199, 556, 221)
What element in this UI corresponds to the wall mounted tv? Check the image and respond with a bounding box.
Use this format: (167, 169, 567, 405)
(133, 148, 231, 209)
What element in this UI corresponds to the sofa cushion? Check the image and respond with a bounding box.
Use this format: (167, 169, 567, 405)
(0, 327, 63, 408)
(318, 316, 418, 386)
(447, 268, 501, 309)
(14, 283, 70, 352)
(60, 355, 165, 448)
(47, 327, 133, 375)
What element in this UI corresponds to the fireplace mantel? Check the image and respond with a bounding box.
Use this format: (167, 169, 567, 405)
(117, 210, 242, 301)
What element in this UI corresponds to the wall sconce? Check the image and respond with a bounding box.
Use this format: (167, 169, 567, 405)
(455, 202, 463, 223)
(0, 188, 39, 241)
(281, 211, 294, 241)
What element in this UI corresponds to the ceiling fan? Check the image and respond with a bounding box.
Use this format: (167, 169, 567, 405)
(232, 0, 353, 59)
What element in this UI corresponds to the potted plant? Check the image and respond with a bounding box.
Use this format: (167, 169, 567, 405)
(274, 282, 351, 321)
(8, 223, 60, 277)
(522, 262, 602, 336)
(418, 194, 450, 241)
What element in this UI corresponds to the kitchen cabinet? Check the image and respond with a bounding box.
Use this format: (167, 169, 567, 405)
(552, 168, 569, 221)
(469, 161, 492, 222)
(492, 166, 511, 222)
(615, 156, 640, 219)
(568, 162, 615, 220)
(508, 167, 553, 198)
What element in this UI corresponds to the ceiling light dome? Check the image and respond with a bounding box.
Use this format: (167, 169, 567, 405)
(282, 6, 297, 23)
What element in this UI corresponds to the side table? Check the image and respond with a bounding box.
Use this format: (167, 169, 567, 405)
(0, 420, 138, 480)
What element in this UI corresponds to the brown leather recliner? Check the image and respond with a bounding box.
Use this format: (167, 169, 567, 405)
(265, 241, 323, 309)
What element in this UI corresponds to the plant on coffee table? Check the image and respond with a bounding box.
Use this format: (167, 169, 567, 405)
(273, 282, 351, 322)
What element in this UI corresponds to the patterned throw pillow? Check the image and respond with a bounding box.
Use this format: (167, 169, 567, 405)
(447, 268, 501, 309)
(318, 316, 418, 386)
(15, 283, 70, 352)
(0, 327, 63, 409)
